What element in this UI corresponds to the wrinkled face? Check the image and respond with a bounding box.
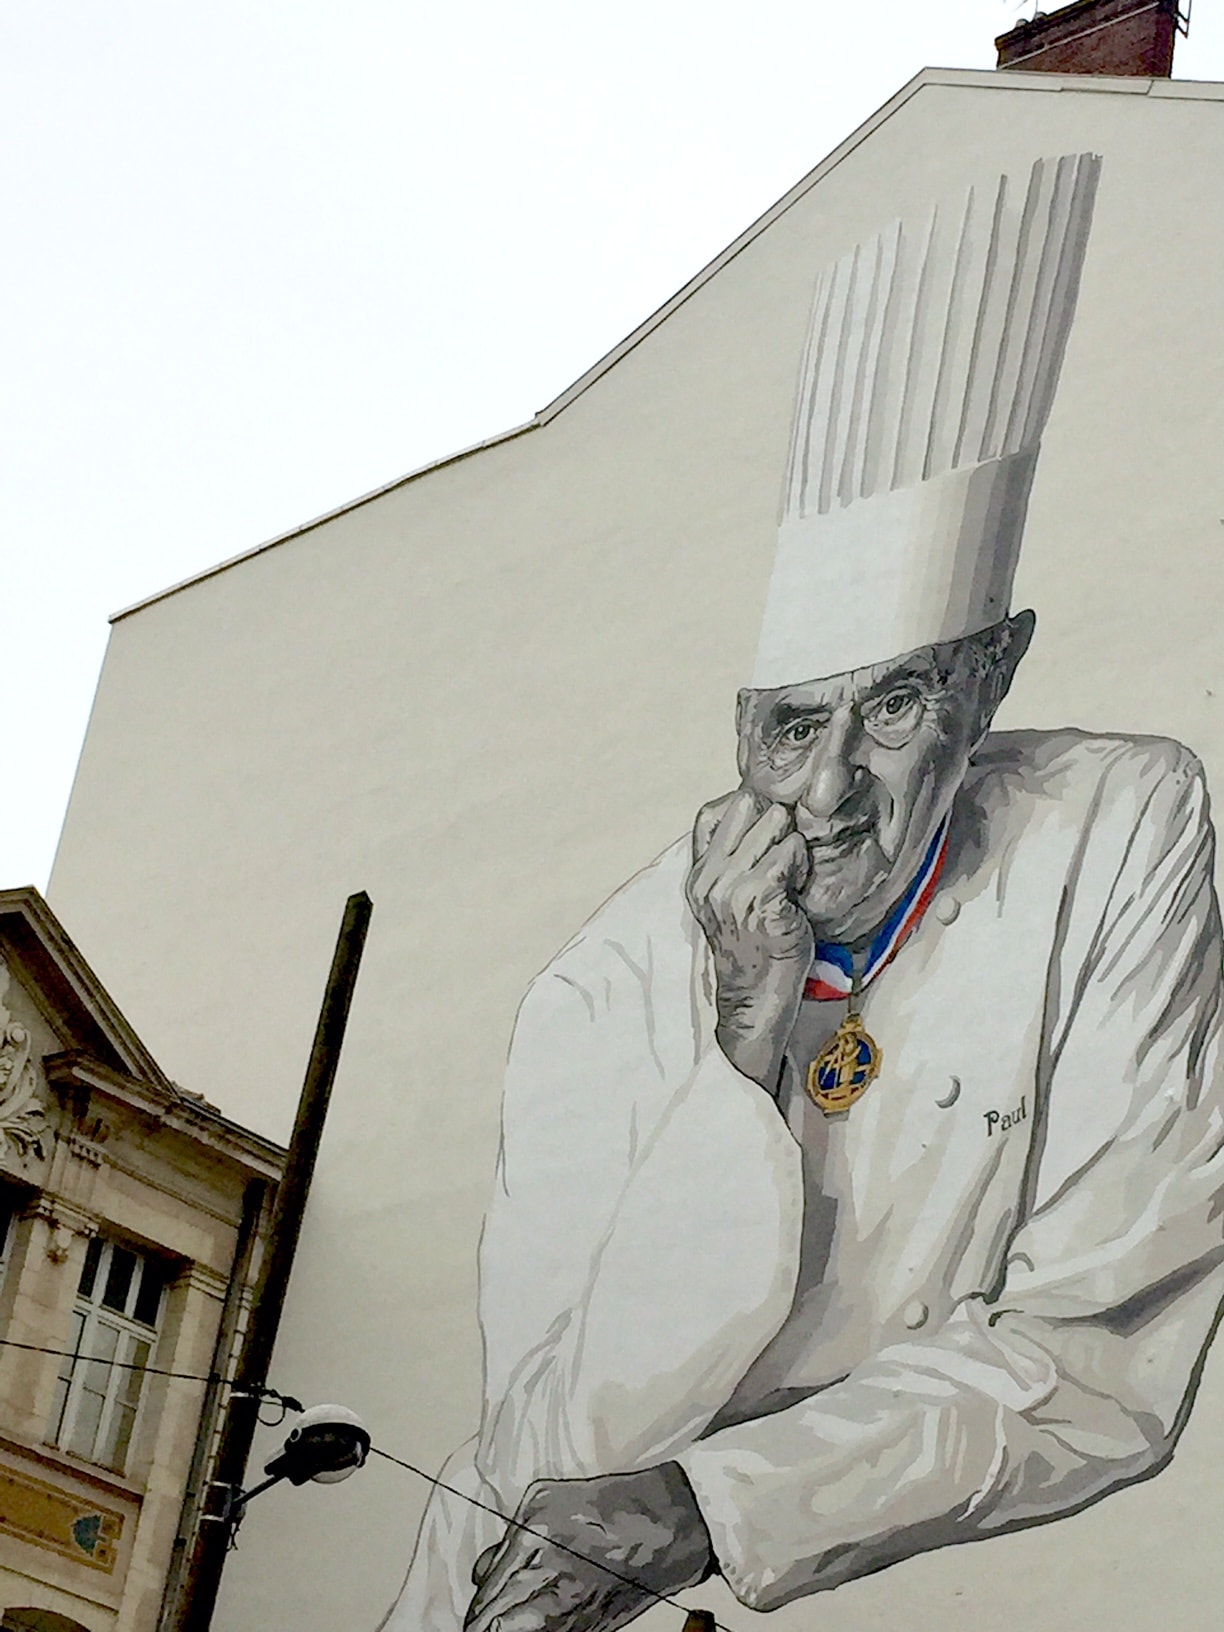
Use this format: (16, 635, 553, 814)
(737, 618, 1029, 943)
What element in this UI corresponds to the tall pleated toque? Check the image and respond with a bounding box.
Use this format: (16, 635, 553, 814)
(751, 152, 1101, 690)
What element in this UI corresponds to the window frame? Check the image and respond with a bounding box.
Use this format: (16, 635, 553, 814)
(49, 1236, 167, 1475)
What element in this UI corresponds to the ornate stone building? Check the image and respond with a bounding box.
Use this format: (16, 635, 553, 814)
(0, 888, 283, 1631)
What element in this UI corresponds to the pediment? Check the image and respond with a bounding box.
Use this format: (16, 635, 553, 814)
(0, 889, 170, 1092)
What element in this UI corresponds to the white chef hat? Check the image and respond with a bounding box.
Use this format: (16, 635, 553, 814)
(750, 152, 1101, 690)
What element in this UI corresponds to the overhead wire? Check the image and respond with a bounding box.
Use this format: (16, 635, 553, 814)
(0, 1337, 300, 1411)
(0, 1335, 221, 1381)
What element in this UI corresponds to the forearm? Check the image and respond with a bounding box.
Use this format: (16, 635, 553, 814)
(675, 1300, 1181, 1612)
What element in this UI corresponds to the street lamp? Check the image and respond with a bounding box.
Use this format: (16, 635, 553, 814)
(212, 1403, 371, 1529)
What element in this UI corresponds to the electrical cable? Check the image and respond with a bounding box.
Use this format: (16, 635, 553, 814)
(256, 1396, 294, 1427)
(0, 1338, 300, 1414)
(0, 1335, 221, 1381)
(368, 1444, 742, 1632)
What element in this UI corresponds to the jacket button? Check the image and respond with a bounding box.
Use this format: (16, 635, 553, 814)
(936, 1075, 961, 1108)
(903, 1299, 929, 1330)
(934, 894, 960, 926)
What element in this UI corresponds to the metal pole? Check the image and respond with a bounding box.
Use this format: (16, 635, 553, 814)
(177, 891, 373, 1632)
(157, 1177, 269, 1632)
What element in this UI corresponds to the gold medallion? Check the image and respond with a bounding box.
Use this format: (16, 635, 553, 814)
(806, 1011, 882, 1114)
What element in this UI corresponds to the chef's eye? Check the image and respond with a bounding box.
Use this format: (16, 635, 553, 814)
(863, 687, 925, 746)
(779, 718, 819, 747)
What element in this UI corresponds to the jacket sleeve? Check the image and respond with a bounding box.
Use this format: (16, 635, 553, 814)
(475, 915, 802, 1509)
(677, 745, 1224, 1611)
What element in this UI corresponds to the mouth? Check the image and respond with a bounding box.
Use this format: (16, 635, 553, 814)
(804, 820, 874, 861)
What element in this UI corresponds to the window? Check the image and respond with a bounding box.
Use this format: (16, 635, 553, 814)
(49, 1237, 166, 1473)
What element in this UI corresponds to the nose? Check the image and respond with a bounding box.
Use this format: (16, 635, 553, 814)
(796, 710, 864, 829)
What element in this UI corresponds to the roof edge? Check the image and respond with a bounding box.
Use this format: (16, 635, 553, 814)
(519, 64, 1224, 420)
(108, 63, 1224, 623)
(110, 419, 539, 623)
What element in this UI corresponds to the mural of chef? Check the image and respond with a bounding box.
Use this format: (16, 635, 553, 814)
(389, 152, 1224, 1632)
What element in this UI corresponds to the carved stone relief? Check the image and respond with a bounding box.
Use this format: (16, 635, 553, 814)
(0, 958, 48, 1163)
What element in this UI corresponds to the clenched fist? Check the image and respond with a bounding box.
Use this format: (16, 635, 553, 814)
(685, 790, 813, 1090)
(464, 1464, 712, 1632)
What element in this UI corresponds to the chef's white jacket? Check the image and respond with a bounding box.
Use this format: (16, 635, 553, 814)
(391, 729, 1224, 1626)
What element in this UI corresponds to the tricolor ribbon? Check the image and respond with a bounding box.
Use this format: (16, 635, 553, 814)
(803, 814, 951, 1002)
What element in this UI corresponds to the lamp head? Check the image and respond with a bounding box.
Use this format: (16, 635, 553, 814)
(264, 1403, 371, 1487)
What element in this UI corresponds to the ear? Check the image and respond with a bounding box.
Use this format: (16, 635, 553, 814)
(975, 609, 1036, 743)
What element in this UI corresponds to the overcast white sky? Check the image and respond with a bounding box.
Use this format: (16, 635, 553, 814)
(4, 0, 1221, 889)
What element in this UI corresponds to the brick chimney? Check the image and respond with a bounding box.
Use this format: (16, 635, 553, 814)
(996, 0, 1184, 77)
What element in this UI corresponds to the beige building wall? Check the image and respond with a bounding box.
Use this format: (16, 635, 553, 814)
(50, 67, 1224, 1631)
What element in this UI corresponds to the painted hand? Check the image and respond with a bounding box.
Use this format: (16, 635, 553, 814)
(463, 1464, 713, 1632)
(686, 789, 813, 1090)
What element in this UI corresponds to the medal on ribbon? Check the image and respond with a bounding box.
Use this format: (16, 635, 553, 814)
(806, 1005, 881, 1114)
(801, 815, 949, 1114)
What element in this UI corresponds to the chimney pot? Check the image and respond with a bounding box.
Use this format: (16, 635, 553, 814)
(996, 0, 1183, 77)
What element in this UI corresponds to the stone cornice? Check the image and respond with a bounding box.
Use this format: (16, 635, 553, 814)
(44, 1053, 284, 1180)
